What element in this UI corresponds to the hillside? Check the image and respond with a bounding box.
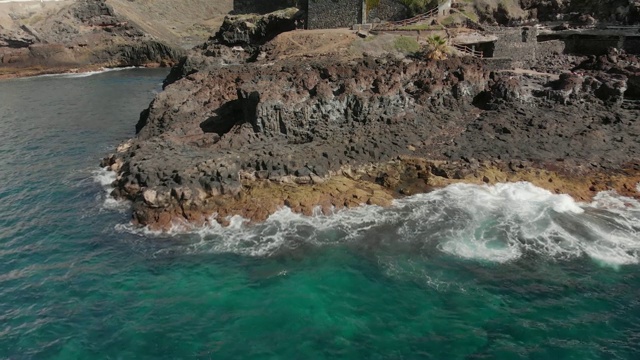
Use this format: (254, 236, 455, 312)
(106, 0, 233, 48)
(0, 0, 233, 78)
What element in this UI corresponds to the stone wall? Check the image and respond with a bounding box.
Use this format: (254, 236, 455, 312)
(562, 35, 621, 55)
(368, 0, 408, 23)
(537, 39, 566, 56)
(234, 0, 410, 28)
(307, 0, 409, 29)
(307, 0, 362, 29)
(492, 27, 538, 67)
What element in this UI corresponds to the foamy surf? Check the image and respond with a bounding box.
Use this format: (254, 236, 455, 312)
(29, 67, 139, 79)
(93, 167, 128, 211)
(113, 182, 640, 267)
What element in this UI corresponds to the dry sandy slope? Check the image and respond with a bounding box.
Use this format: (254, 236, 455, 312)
(106, 0, 233, 47)
(1, 0, 232, 47)
(0, 1, 73, 30)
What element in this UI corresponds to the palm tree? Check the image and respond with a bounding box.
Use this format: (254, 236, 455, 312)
(425, 35, 449, 60)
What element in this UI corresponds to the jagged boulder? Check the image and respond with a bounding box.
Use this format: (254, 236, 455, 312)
(473, 73, 531, 109)
(214, 8, 305, 46)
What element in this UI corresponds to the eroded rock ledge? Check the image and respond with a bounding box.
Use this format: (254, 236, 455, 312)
(103, 53, 640, 231)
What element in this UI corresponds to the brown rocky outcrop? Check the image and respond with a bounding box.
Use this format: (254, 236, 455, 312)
(214, 8, 305, 47)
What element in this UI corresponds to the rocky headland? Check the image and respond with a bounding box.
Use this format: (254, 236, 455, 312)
(100, 3, 640, 231)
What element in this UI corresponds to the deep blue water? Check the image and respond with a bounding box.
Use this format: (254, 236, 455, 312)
(1, 69, 640, 359)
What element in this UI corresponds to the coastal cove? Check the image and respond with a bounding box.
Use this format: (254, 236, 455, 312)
(1, 69, 640, 358)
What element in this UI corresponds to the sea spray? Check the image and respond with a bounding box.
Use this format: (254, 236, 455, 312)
(109, 181, 640, 266)
(28, 67, 140, 80)
(93, 167, 129, 211)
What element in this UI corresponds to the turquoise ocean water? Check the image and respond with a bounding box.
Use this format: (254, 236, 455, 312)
(1, 69, 640, 359)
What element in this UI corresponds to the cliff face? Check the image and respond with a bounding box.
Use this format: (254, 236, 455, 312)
(104, 56, 491, 228)
(103, 49, 640, 230)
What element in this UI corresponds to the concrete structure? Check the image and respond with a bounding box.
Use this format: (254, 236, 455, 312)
(538, 27, 640, 55)
(465, 25, 640, 67)
(438, 0, 452, 18)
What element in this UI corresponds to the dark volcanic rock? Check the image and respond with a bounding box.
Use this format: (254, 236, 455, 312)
(104, 52, 640, 230)
(214, 8, 305, 47)
(478, 0, 640, 25)
(107, 56, 496, 228)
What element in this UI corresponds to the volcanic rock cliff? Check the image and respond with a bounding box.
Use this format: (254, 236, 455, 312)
(102, 46, 640, 230)
(95, 2, 640, 230)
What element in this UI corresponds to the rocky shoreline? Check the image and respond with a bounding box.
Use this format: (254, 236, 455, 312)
(101, 41, 640, 230)
(0, 61, 170, 80)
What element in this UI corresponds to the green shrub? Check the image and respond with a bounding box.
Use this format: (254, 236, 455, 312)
(394, 36, 421, 54)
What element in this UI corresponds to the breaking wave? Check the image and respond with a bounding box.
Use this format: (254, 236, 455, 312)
(115, 182, 640, 266)
(93, 167, 128, 211)
(29, 67, 139, 79)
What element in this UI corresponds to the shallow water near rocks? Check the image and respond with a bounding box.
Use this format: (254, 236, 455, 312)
(1, 69, 640, 359)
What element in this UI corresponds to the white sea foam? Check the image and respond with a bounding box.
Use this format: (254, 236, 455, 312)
(116, 181, 640, 266)
(93, 167, 116, 187)
(29, 67, 138, 79)
(92, 167, 128, 211)
(379, 257, 465, 292)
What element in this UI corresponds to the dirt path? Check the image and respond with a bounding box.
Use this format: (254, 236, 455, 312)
(267, 29, 359, 59)
(500, 68, 560, 80)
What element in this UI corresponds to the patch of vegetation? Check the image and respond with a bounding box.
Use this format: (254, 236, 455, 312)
(394, 36, 421, 54)
(24, 14, 44, 26)
(440, 14, 456, 26)
(363, 34, 377, 42)
(366, 0, 381, 12)
(400, 0, 439, 17)
(459, 9, 479, 22)
(423, 34, 449, 60)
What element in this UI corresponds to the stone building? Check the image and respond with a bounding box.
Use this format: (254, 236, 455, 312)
(492, 26, 539, 67)
(233, 0, 410, 29)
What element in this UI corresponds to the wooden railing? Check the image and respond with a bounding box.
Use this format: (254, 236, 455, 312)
(375, 7, 439, 29)
(452, 44, 483, 58)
